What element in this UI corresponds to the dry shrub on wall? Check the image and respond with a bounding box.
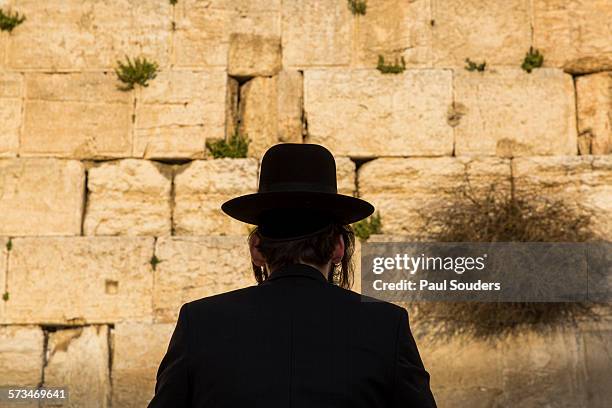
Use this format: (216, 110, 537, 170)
(408, 183, 599, 340)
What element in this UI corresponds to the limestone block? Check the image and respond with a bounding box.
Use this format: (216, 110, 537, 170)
(174, 0, 280, 68)
(21, 73, 132, 158)
(173, 158, 258, 235)
(0, 158, 84, 236)
(84, 159, 172, 236)
(134, 70, 227, 159)
(239, 72, 303, 158)
(111, 322, 174, 408)
(153, 236, 253, 322)
(431, 0, 531, 67)
(358, 157, 511, 236)
(7, 0, 172, 70)
(0, 73, 23, 157)
(583, 329, 612, 407)
(454, 68, 577, 157)
(44, 326, 110, 407)
(576, 72, 612, 154)
(512, 156, 612, 239)
(335, 157, 356, 196)
(228, 33, 281, 77)
(304, 69, 453, 157)
(533, 0, 612, 74)
(5, 237, 154, 324)
(282, 0, 351, 68)
(0, 326, 43, 386)
(352, 0, 431, 68)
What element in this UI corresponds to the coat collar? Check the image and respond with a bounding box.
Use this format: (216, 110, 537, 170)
(265, 263, 329, 284)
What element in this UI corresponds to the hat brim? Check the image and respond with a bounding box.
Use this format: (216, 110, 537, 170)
(221, 191, 375, 226)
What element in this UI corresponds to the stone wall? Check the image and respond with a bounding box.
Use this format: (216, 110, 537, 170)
(0, 0, 610, 407)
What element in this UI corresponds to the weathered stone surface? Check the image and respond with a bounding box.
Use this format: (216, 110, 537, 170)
(134, 70, 227, 159)
(358, 157, 511, 236)
(576, 72, 612, 154)
(432, 0, 531, 67)
(0, 237, 7, 322)
(305, 69, 453, 157)
(21, 73, 132, 158)
(239, 72, 303, 158)
(0, 158, 84, 236)
(533, 0, 612, 74)
(44, 326, 110, 407)
(7, 0, 172, 70)
(226, 77, 240, 139)
(352, 0, 431, 68)
(583, 329, 612, 406)
(512, 156, 612, 239)
(454, 68, 577, 157)
(336, 157, 356, 196)
(0, 326, 43, 386)
(0, 73, 23, 157)
(5, 237, 154, 323)
(228, 33, 281, 77)
(174, 0, 280, 68)
(282, 0, 351, 68)
(173, 158, 258, 235)
(153, 236, 253, 322)
(84, 159, 172, 236)
(111, 322, 174, 408)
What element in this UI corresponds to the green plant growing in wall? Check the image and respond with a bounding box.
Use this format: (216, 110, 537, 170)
(150, 254, 163, 270)
(352, 211, 382, 241)
(0, 9, 25, 33)
(170, 0, 178, 5)
(206, 131, 250, 159)
(6, 238, 12, 251)
(376, 55, 406, 74)
(521, 46, 543, 73)
(115, 56, 159, 91)
(464, 58, 486, 72)
(347, 0, 367, 16)
(2, 292, 8, 301)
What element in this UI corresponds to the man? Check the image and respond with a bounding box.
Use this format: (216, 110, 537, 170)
(149, 143, 436, 407)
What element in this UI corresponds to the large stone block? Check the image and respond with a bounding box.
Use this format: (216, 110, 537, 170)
(0, 73, 23, 157)
(239, 72, 303, 158)
(7, 0, 172, 70)
(173, 159, 258, 235)
(533, 0, 612, 74)
(358, 157, 511, 236)
(134, 70, 227, 159)
(431, 0, 531, 67)
(0, 326, 43, 386)
(0, 158, 84, 236)
(304, 69, 453, 157)
(84, 159, 172, 236)
(44, 326, 110, 407)
(576, 72, 612, 154)
(282, 0, 351, 68)
(454, 68, 577, 157)
(512, 156, 612, 239)
(5, 237, 154, 324)
(228, 33, 281, 77)
(335, 157, 356, 196)
(21, 73, 132, 158)
(111, 322, 175, 407)
(352, 0, 431, 68)
(153, 236, 253, 322)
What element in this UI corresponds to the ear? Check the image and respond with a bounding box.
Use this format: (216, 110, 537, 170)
(249, 233, 267, 267)
(330, 234, 345, 264)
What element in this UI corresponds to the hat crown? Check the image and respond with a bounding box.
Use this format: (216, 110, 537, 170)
(258, 144, 337, 194)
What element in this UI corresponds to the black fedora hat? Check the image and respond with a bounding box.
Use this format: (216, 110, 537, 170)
(221, 143, 374, 235)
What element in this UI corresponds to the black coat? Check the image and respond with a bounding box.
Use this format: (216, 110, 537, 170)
(148, 263, 437, 407)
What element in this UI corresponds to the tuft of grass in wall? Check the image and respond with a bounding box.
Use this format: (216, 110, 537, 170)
(412, 183, 597, 341)
(347, 0, 367, 16)
(6, 238, 12, 251)
(521, 46, 543, 73)
(115, 56, 159, 91)
(464, 58, 486, 72)
(2, 292, 8, 301)
(170, 0, 178, 5)
(376, 55, 406, 74)
(150, 255, 163, 271)
(353, 211, 382, 241)
(0, 9, 25, 33)
(206, 131, 250, 159)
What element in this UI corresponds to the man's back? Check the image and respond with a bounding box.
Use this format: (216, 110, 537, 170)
(149, 263, 436, 407)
